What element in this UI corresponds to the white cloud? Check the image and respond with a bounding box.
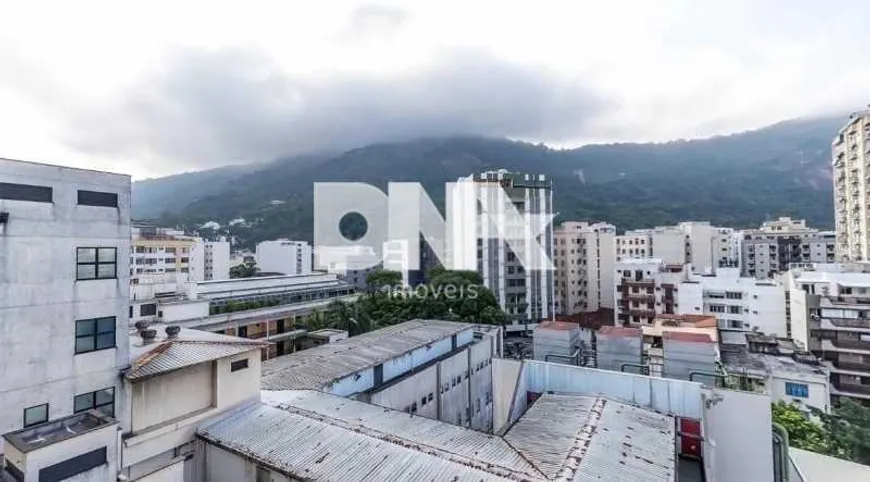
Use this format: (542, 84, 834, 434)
(0, 0, 868, 178)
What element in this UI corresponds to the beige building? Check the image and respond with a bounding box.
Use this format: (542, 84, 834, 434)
(616, 222, 734, 274)
(614, 259, 687, 325)
(553, 221, 616, 315)
(833, 109, 870, 262)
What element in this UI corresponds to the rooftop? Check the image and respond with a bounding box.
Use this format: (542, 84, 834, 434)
(260, 319, 474, 390)
(536, 320, 584, 331)
(201, 390, 675, 482)
(598, 326, 642, 337)
(125, 324, 269, 381)
(720, 345, 826, 377)
(3, 411, 117, 453)
(790, 447, 870, 482)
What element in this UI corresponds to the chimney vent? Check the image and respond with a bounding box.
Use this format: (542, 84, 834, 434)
(165, 325, 181, 339)
(134, 320, 150, 332)
(141, 329, 157, 344)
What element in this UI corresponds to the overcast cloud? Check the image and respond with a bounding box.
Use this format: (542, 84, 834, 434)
(0, 0, 869, 178)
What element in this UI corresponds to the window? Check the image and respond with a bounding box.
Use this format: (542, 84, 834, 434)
(231, 359, 249, 372)
(421, 396, 427, 406)
(725, 292, 742, 300)
(0, 181, 52, 203)
(76, 247, 117, 280)
(256, 466, 271, 482)
(74, 388, 115, 417)
(38, 447, 106, 482)
(785, 382, 809, 398)
(77, 190, 118, 207)
(238, 326, 248, 338)
(728, 306, 742, 314)
(75, 317, 116, 354)
(428, 393, 434, 402)
(140, 304, 157, 317)
(411, 402, 417, 413)
(24, 403, 48, 427)
(709, 305, 725, 313)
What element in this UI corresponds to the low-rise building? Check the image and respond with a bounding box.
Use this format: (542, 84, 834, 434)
(255, 239, 312, 276)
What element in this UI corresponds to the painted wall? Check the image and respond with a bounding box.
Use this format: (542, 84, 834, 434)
(131, 362, 214, 432)
(704, 388, 774, 482)
(370, 364, 439, 419)
(491, 359, 522, 433)
(205, 444, 292, 482)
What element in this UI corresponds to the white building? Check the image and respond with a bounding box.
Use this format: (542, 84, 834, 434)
(787, 263, 870, 405)
(614, 258, 687, 325)
(678, 267, 788, 344)
(833, 108, 870, 262)
(0, 159, 131, 461)
(256, 239, 313, 275)
(553, 221, 616, 315)
(616, 222, 735, 274)
(739, 217, 836, 279)
(202, 238, 231, 281)
(455, 170, 555, 331)
(131, 225, 200, 283)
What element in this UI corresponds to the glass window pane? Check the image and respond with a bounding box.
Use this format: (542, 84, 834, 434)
(74, 393, 94, 413)
(76, 336, 95, 353)
(97, 404, 114, 417)
(24, 404, 48, 426)
(97, 317, 116, 333)
(98, 248, 116, 262)
(95, 388, 114, 406)
(96, 332, 115, 350)
(77, 248, 96, 263)
(97, 263, 116, 279)
(76, 319, 95, 336)
(77, 264, 96, 280)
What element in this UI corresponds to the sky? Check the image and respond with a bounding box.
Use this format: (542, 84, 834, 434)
(1, 1, 868, 180)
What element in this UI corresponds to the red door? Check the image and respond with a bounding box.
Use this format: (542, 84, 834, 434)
(679, 418, 702, 458)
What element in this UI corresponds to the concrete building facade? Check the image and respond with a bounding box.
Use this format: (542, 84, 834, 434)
(457, 170, 555, 332)
(833, 109, 870, 262)
(739, 217, 836, 279)
(614, 259, 687, 325)
(616, 222, 735, 274)
(0, 159, 131, 459)
(553, 221, 616, 315)
(256, 239, 313, 276)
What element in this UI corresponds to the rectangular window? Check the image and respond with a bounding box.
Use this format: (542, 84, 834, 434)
(728, 306, 742, 314)
(76, 247, 117, 280)
(230, 359, 249, 372)
(785, 382, 809, 398)
(75, 317, 116, 354)
(238, 326, 248, 338)
(725, 292, 743, 300)
(23, 403, 48, 427)
(709, 305, 725, 313)
(140, 304, 157, 317)
(74, 388, 115, 417)
(38, 447, 106, 482)
(77, 190, 118, 207)
(0, 181, 52, 203)
(256, 466, 271, 482)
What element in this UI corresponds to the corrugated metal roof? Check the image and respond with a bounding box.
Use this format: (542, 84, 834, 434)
(200, 391, 676, 481)
(198, 403, 509, 482)
(125, 327, 269, 380)
(260, 319, 474, 390)
(261, 390, 541, 479)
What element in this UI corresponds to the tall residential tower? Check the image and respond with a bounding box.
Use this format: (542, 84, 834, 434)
(834, 109, 870, 261)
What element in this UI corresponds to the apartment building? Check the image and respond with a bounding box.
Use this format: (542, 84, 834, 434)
(833, 108, 870, 262)
(616, 222, 735, 274)
(788, 263, 870, 406)
(553, 221, 616, 315)
(131, 225, 199, 283)
(456, 170, 555, 332)
(739, 217, 836, 279)
(0, 159, 130, 461)
(202, 238, 230, 280)
(678, 267, 788, 344)
(614, 259, 687, 325)
(256, 239, 313, 275)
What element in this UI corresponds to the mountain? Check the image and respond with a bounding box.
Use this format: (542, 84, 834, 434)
(137, 115, 844, 247)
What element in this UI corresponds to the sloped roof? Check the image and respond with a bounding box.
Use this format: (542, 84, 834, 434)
(125, 326, 269, 381)
(199, 390, 676, 482)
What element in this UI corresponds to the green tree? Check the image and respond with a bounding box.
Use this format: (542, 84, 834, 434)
(772, 402, 828, 453)
(230, 262, 259, 279)
(365, 269, 403, 292)
(821, 398, 870, 464)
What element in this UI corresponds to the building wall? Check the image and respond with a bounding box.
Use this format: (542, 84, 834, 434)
(0, 159, 131, 455)
(203, 444, 293, 482)
(204, 240, 231, 281)
(704, 388, 774, 482)
(768, 372, 830, 414)
(491, 358, 522, 433)
(370, 364, 440, 419)
(834, 111, 870, 262)
(131, 362, 215, 432)
(554, 222, 616, 314)
(256, 240, 313, 276)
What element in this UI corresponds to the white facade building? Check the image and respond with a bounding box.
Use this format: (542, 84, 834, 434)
(678, 267, 788, 344)
(202, 238, 231, 281)
(455, 170, 555, 332)
(616, 222, 735, 274)
(0, 159, 131, 460)
(256, 239, 313, 275)
(553, 221, 616, 314)
(833, 109, 870, 262)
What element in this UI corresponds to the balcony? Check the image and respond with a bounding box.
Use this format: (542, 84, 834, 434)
(822, 317, 870, 330)
(628, 309, 656, 318)
(623, 279, 655, 288)
(833, 381, 870, 397)
(831, 360, 870, 374)
(828, 338, 870, 351)
(626, 293, 655, 302)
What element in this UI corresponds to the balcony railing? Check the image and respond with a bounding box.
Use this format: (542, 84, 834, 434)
(623, 279, 655, 287)
(628, 309, 656, 318)
(833, 381, 870, 396)
(824, 317, 870, 330)
(830, 338, 870, 351)
(832, 360, 870, 373)
(626, 294, 655, 302)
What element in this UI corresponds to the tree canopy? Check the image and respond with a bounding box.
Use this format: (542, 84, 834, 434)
(773, 399, 870, 465)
